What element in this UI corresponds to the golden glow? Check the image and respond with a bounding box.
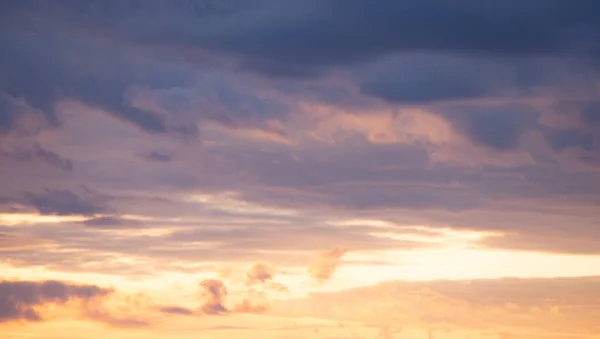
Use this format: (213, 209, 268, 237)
(0, 213, 88, 225)
(182, 192, 298, 216)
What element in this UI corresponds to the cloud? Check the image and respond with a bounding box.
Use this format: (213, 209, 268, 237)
(198, 279, 228, 315)
(243, 262, 289, 293)
(580, 100, 600, 128)
(1, 142, 74, 171)
(438, 105, 540, 151)
(308, 247, 347, 283)
(1, 0, 600, 288)
(0, 232, 46, 251)
(358, 54, 557, 105)
(544, 129, 595, 152)
(0, 120, 595, 267)
(0, 30, 195, 136)
(377, 327, 404, 339)
(142, 150, 172, 163)
(0, 279, 111, 323)
(0, 92, 49, 135)
(0, 214, 427, 275)
(167, 222, 424, 253)
(15, 187, 112, 216)
(5, 1, 600, 78)
(538, 99, 600, 154)
(0, 94, 20, 133)
(83, 216, 144, 229)
(245, 262, 274, 286)
(124, 74, 291, 134)
(158, 306, 194, 316)
(0, 93, 72, 170)
(0, 278, 148, 328)
(0, 29, 294, 154)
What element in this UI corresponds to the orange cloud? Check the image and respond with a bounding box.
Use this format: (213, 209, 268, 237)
(198, 279, 228, 315)
(308, 247, 348, 283)
(198, 277, 271, 316)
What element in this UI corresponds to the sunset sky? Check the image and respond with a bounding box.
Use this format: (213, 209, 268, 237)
(2, 1, 600, 338)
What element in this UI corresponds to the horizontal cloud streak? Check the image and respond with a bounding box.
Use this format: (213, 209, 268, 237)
(274, 276, 600, 336)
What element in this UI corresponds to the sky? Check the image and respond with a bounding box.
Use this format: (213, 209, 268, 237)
(1, 1, 600, 338)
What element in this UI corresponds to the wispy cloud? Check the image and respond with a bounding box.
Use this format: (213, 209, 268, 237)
(198, 279, 228, 315)
(245, 262, 274, 286)
(308, 247, 347, 283)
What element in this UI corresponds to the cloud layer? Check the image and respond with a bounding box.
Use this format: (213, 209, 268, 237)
(1, 1, 600, 338)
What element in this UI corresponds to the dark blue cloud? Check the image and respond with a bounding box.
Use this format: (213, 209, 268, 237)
(124, 0, 600, 76)
(5, 0, 600, 77)
(0, 95, 19, 133)
(0, 143, 74, 172)
(581, 101, 600, 127)
(546, 129, 595, 151)
(83, 216, 144, 229)
(360, 69, 488, 105)
(358, 54, 560, 104)
(0, 32, 194, 135)
(442, 105, 540, 151)
(17, 188, 112, 216)
(2, 0, 598, 142)
(359, 56, 493, 104)
(158, 306, 194, 316)
(143, 151, 172, 163)
(465, 113, 521, 150)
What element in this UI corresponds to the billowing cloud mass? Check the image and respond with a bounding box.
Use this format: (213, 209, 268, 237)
(0, 280, 110, 323)
(1, 1, 600, 338)
(245, 262, 274, 286)
(198, 279, 228, 315)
